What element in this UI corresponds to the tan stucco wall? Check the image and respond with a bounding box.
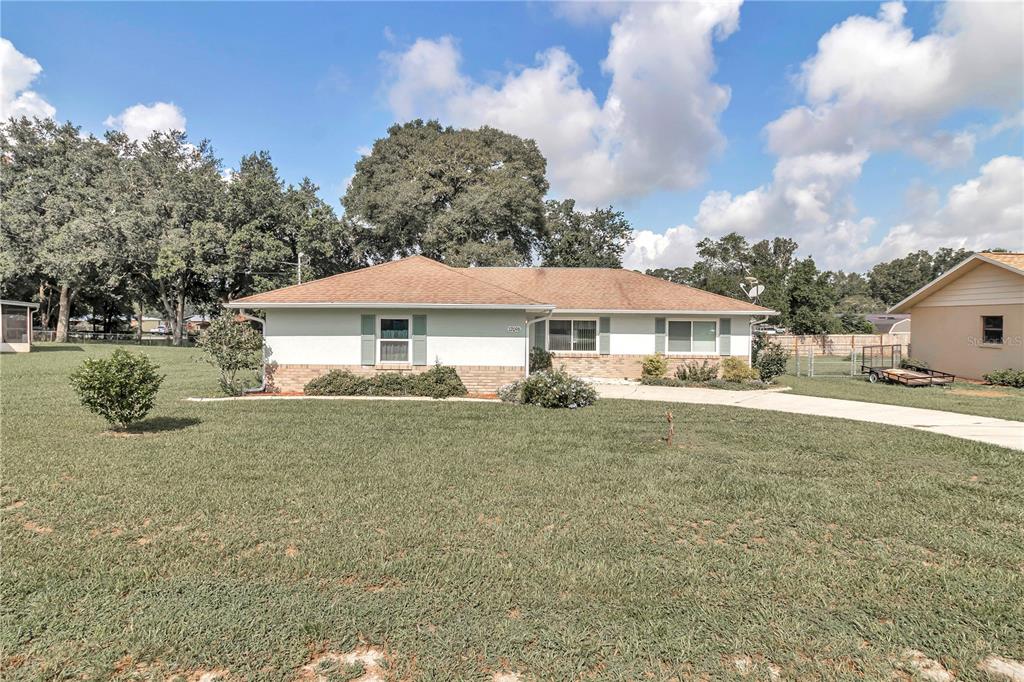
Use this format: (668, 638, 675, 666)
(908, 303, 1023, 379)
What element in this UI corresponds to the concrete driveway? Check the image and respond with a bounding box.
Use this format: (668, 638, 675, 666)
(597, 384, 1024, 451)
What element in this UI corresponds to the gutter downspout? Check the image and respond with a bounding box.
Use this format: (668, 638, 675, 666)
(524, 308, 555, 376)
(749, 315, 770, 366)
(238, 309, 268, 394)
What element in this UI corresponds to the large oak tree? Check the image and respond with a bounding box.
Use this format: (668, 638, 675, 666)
(343, 120, 549, 266)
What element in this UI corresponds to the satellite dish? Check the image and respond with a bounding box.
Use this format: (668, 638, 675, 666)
(747, 284, 765, 299)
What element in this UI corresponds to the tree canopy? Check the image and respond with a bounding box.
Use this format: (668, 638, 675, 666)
(538, 199, 633, 267)
(342, 120, 549, 267)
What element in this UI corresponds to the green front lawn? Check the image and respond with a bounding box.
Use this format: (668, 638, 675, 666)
(778, 374, 1024, 422)
(3, 344, 1022, 680)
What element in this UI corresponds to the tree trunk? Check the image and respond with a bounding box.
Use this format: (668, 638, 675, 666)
(173, 287, 186, 347)
(55, 284, 72, 343)
(136, 300, 143, 344)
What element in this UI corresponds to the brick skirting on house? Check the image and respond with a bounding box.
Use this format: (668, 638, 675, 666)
(549, 353, 725, 379)
(267, 363, 525, 394)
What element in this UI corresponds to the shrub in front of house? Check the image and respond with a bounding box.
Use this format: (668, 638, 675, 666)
(303, 365, 467, 399)
(304, 370, 372, 396)
(197, 317, 264, 395)
(721, 356, 760, 383)
(412, 364, 468, 399)
(753, 340, 788, 383)
(676, 359, 718, 382)
(641, 353, 668, 379)
(900, 357, 930, 370)
(370, 372, 415, 396)
(529, 346, 553, 373)
(983, 368, 1024, 388)
(498, 368, 597, 408)
(69, 349, 165, 430)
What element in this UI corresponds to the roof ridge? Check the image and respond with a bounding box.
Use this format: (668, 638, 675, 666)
(447, 262, 549, 305)
(230, 257, 417, 303)
(623, 268, 773, 312)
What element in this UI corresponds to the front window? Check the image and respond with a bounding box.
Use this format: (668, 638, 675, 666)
(2, 307, 28, 344)
(379, 317, 410, 362)
(667, 319, 717, 354)
(982, 316, 1003, 345)
(548, 319, 597, 352)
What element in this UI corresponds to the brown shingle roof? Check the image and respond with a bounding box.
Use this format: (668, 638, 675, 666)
(982, 252, 1024, 273)
(228, 255, 773, 313)
(229, 255, 543, 306)
(466, 267, 772, 312)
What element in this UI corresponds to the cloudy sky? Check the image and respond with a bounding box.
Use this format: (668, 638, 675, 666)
(2, 1, 1021, 271)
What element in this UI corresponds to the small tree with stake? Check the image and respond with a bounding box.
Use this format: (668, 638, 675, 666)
(69, 349, 165, 430)
(198, 317, 265, 395)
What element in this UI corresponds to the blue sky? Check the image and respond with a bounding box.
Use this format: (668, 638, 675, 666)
(2, 1, 1021, 271)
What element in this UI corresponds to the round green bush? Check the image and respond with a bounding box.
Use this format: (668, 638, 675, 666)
(500, 369, 597, 409)
(753, 340, 788, 383)
(641, 353, 668, 379)
(69, 349, 165, 429)
(304, 370, 371, 396)
(413, 364, 468, 399)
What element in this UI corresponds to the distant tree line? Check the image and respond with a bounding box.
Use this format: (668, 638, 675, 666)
(2, 115, 987, 342)
(646, 235, 975, 334)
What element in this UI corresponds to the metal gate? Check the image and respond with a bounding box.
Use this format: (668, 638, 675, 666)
(792, 347, 861, 377)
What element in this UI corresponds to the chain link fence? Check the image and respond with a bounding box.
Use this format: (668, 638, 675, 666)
(789, 347, 862, 377)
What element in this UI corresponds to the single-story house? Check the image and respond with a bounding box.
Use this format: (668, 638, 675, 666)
(129, 316, 164, 333)
(1, 300, 39, 353)
(889, 252, 1023, 379)
(225, 255, 775, 393)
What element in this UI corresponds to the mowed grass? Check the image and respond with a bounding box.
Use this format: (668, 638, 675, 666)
(2, 344, 1023, 680)
(778, 373, 1024, 422)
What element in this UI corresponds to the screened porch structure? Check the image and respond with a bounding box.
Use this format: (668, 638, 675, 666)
(1, 300, 39, 353)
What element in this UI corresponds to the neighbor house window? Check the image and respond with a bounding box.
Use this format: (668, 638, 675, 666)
(1, 307, 28, 344)
(379, 317, 410, 362)
(548, 319, 597, 352)
(982, 316, 1003, 345)
(667, 319, 717, 354)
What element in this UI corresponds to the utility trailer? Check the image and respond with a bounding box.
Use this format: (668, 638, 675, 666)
(860, 345, 955, 386)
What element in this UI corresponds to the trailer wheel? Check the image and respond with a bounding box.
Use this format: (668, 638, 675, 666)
(868, 371, 879, 384)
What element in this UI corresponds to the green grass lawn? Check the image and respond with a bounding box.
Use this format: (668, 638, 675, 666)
(778, 373, 1024, 422)
(3, 344, 1023, 680)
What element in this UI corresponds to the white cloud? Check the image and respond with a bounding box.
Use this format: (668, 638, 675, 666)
(694, 151, 868, 237)
(765, 1, 1022, 160)
(104, 102, 186, 141)
(861, 156, 1024, 265)
(683, 1, 1023, 270)
(622, 223, 701, 270)
(0, 38, 56, 119)
(382, 1, 740, 205)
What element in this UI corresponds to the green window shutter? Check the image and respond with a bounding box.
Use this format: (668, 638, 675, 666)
(532, 320, 546, 349)
(654, 317, 666, 353)
(412, 314, 427, 366)
(360, 314, 375, 366)
(719, 318, 731, 356)
(599, 317, 611, 355)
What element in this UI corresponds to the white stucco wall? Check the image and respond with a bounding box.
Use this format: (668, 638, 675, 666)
(545, 313, 752, 358)
(264, 308, 530, 367)
(265, 309, 756, 366)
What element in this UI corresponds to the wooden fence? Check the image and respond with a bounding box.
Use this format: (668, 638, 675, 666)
(770, 332, 911, 357)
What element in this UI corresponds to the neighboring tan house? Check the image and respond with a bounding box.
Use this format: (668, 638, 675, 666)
(1, 300, 39, 353)
(225, 255, 775, 393)
(889, 252, 1024, 379)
